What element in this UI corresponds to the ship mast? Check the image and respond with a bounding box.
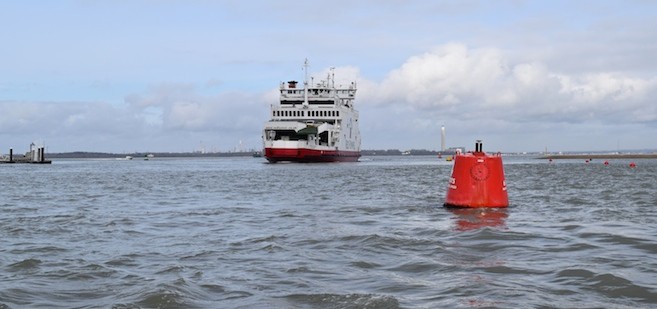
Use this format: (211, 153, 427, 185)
(303, 59, 309, 106)
(330, 67, 335, 88)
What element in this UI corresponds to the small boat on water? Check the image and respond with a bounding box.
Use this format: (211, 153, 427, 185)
(262, 60, 361, 163)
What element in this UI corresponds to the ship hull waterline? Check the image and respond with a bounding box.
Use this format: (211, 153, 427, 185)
(265, 148, 360, 163)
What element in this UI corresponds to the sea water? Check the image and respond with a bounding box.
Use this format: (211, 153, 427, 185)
(1, 156, 656, 308)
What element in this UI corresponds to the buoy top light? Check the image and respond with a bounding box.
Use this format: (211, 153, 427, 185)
(474, 140, 483, 154)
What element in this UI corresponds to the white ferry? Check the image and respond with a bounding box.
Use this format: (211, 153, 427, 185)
(262, 61, 361, 163)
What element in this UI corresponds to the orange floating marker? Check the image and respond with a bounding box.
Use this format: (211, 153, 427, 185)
(444, 140, 509, 208)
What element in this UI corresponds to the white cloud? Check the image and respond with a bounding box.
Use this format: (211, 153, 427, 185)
(355, 43, 657, 128)
(2, 41, 657, 153)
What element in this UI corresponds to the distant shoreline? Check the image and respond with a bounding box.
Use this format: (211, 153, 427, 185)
(9, 150, 657, 160)
(40, 149, 456, 159)
(539, 153, 657, 160)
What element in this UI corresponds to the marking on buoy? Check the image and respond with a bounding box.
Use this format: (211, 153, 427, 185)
(448, 177, 457, 189)
(470, 163, 489, 181)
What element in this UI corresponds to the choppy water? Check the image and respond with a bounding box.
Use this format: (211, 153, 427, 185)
(1, 156, 656, 308)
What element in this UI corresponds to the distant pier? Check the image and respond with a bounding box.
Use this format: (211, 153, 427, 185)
(1, 144, 52, 164)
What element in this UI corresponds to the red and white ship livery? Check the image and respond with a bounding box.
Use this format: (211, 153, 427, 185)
(263, 61, 361, 163)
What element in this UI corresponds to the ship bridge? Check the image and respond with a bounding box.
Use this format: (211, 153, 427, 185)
(270, 74, 357, 123)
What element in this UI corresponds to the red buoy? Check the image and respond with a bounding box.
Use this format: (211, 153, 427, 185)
(444, 140, 509, 208)
(629, 162, 636, 168)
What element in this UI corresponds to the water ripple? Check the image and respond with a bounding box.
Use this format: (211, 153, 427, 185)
(1, 156, 656, 307)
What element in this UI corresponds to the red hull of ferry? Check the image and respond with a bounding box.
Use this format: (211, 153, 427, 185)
(265, 148, 360, 163)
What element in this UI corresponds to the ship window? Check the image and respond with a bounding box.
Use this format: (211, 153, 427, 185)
(337, 111, 340, 117)
(281, 100, 304, 105)
(309, 100, 334, 105)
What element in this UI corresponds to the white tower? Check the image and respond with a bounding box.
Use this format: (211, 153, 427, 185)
(441, 125, 446, 151)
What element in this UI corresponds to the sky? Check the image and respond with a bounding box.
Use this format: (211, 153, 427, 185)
(1, 0, 657, 153)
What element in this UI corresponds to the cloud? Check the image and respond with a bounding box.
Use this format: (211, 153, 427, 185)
(0, 82, 270, 152)
(356, 43, 657, 128)
(2, 42, 656, 153)
(124, 83, 268, 133)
